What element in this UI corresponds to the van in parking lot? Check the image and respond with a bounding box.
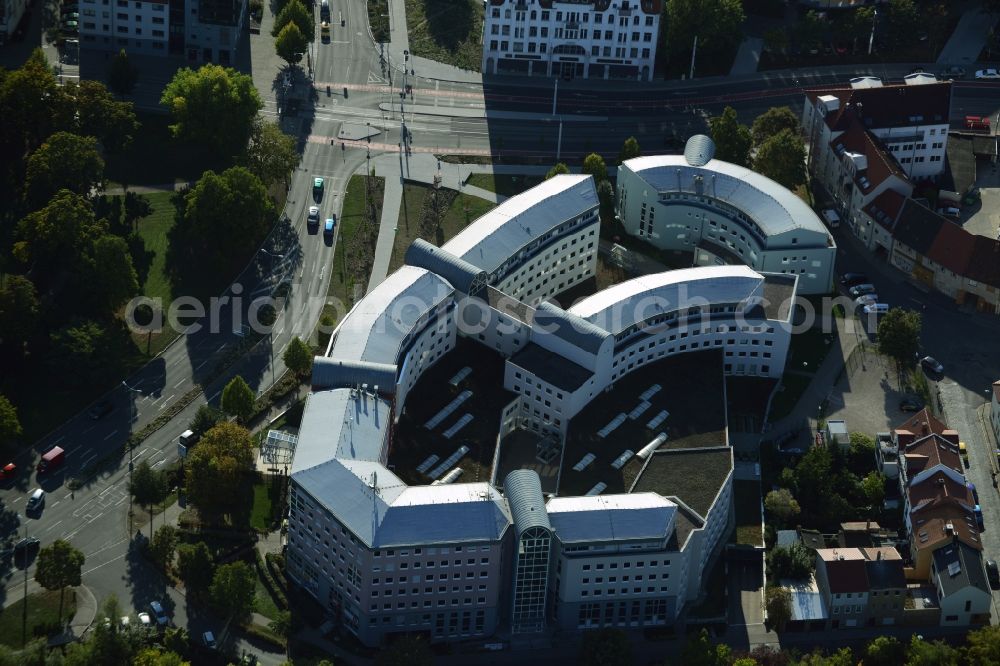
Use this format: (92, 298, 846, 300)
(820, 209, 840, 228)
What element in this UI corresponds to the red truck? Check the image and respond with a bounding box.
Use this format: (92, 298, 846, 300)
(36, 446, 65, 474)
(965, 115, 990, 131)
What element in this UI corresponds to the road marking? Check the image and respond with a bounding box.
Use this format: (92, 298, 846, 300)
(208, 390, 221, 402)
(67, 444, 82, 455)
(159, 395, 175, 410)
(43, 520, 63, 533)
(103, 430, 118, 441)
(80, 453, 97, 467)
(83, 425, 95, 434)
(53, 436, 65, 445)
(151, 459, 166, 469)
(173, 379, 186, 389)
(196, 359, 210, 370)
(217, 343, 228, 353)
(12, 497, 22, 504)
(50, 501, 60, 509)
(82, 551, 126, 576)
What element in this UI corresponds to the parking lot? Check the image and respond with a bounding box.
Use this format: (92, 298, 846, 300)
(727, 554, 764, 627)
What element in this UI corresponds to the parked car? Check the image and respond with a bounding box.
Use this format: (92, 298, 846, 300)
(13, 537, 40, 567)
(87, 399, 114, 419)
(986, 559, 1000, 589)
(821, 209, 841, 228)
(149, 601, 169, 627)
(0, 463, 16, 480)
(968, 481, 980, 504)
(840, 272, 869, 287)
(849, 284, 876, 297)
(854, 294, 878, 306)
(137, 612, 153, 630)
(975, 505, 985, 531)
(975, 68, 1000, 80)
(964, 115, 991, 130)
(899, 398, 923, 412)
(940, 65, 966, 79)
(26, 488, 45, 513)
(920, 356, 944, 374)
(202, 631, 218, 649)
(937, 206, 960, 218)
(863, 303, 889, 314)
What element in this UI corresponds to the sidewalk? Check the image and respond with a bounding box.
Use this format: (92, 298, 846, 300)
(383, 0, 482, 85)
(729, 37, 764, 76)
(937, 2, 998, 66)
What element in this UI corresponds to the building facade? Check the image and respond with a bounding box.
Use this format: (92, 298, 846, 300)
(79, 0, 246, 62)
(287, 175, 768, 646)
(616, 136, 836, 295)
(992, 381, 1000, 445)
(0, 0, 27, 43)
(481, 0, 660, 81)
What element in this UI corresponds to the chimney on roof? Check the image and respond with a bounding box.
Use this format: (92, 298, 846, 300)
(945, 522, 954, 535)
(921, 422, 928, 434)
(877, 550, 882, 561)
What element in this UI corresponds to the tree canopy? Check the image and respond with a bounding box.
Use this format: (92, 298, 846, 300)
(242, 120, 299, 189)
(0, 275, 39, 351)
(766, 543, 814, 580)
(618, 136, 641, 164)
(210, 561, 257, 622)
(184, 421, 255, 512)
(14, 191, 107, 273)
(876, 307, 922, 369)
(579, 628, 632, 666)
(545, 162, 570, 179)
(709, 107, 751, 167)
(0, 395, 22, 449)
(275, 22, 309, 65)
(582, 153, 608, 182)
(131, 459, 168, 538)
(221, 375, 255, 423)
(751, 106, 800, 145)
(666, 0, 745, 70)
(283, 336, 313, 377)
(25, 132, 104, 207)
(34, 539, 85, 621)
(763, 487, 800, 525)
(82, 234, 140, 315)
(753, 128, 806, 190)
(160, 64, 263, 153)
(108, 49, 139, 96)
(272, 0, 314, 41)
(176, 541, 215, 599)
(764, 585, 792, 631)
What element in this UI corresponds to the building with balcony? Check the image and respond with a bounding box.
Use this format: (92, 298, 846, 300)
(616, 136, 836, 295)
(482, 0, 660, 81)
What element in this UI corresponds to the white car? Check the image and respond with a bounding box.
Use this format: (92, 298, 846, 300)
(854, 294, 878, 306)
(975, 69, 1000, 80)
(137, 612, 152, 630)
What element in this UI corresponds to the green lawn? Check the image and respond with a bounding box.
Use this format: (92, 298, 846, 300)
(131, 191, 180, 356)
(250, 480, 280, 532)
(465, 173, 544, 197)
(105, 111, 229, 188)
(254, 575, 282, 622)
(389, 183, 495, 272)
(0, 589, 76, 647)
(768, 373, 814, 422)
(734, 480, 763, 546)
(787, 327, 836, 375)
(405, 0, 484, 71)
(325, 175, 381, 325)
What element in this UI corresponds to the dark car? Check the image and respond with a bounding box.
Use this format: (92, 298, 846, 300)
(840, 272, 869, 287)
(899, 398, 923, 412)
(987, 559, 1000, 589)
(87, 400, 114, 419)
(13, 537, 40, 567)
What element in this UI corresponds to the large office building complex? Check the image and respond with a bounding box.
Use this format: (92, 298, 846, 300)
(481, 0, 660, 81)
(287, 174, 799, 646)
(615, 136, 837, 295)
(78, 0, 246, 62)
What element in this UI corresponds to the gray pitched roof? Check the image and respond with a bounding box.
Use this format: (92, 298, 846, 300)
(405, 238, 488, 296)
(933, 541, 990, 597)
(504, 469, 551, 535)
(546, 493, 676, 544)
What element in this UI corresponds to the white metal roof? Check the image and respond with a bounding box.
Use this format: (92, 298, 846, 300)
(568, 265, 765, 335)
(621, 155, 828, 238)
(442, 174, 598, 275)
(546, 493, 676, 544)
(329, 265, 454, 365)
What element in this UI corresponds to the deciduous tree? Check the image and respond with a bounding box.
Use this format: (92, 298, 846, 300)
(618, 136, 641, 163)
(709, 106, 751, 166)
(108, 49, 139, 96)
(766, 543, 814, 580)
(149, 525, 178, 571)
(751, 106, 800, 146)
(130, 459, 167, 539)
(764, 488, 800, 525)
(545, 162, 570, 179)
(865, 635, 905, 666)
(876, 307, 922, 370)
(160, 64, 263, 153)
(0, 395, 22, 448)
(34, 539, 85, 622)
(242, 120, 299, 189)
(209, 561, 256, 623)
(25, 132, 104, 206)
(272, 0, 314, 41)
(861, 471, 886, 513)
(83, 234, 140, 315)
(582, 152, 608, 182)
(906, 634, 960, 666)
(0, 275, 40, 350)
(753, 128, 806, 190)
(221, 375, 255, 423)
(764, 585, 791, 631)
(666, 0, 745, 70)
(14, 190, 107, 271)
(283, 337, 313, 377)
(0, 49, 61, 159)
(965, 625, 1000, 666)
(579, 628, 632, 666)
(184, 421, 255, 513)
(189, 404, 224, 438)
(275, 22, 308, 66)
(65, 79, 139, 153)
(176, 541, 215, 598)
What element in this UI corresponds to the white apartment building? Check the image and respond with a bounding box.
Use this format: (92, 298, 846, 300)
(79, 0, 246, 63)
(991, 381, 1000, 445)
(616, 136, 837, 295)
(481, 0, 660, 81)
(802, 77, 951, 245)
(0, 0, 27, 43)
(288, 175, 758, 647)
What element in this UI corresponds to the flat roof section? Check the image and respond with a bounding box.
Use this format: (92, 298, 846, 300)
(761, 274, 797, 322)
(558, 349, 728, 498)
(494, 429, 561, 495)
(509, 342, 593, 393)
(632, 447, 733, 519)
(390, 338, 515, 486)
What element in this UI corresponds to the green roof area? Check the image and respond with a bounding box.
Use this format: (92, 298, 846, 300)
(632, 448, 733, 519)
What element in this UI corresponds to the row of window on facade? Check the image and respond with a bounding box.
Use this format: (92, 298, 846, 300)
(492, 7, 656, 26)
(576, 599, 668, 627)
(491, 23, 653, 43)
(488, 40, 651, 60)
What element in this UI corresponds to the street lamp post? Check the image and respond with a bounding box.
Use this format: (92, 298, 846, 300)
(122, 381, 140, 533)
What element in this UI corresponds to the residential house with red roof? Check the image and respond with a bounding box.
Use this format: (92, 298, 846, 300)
(814, 546, 906, 629)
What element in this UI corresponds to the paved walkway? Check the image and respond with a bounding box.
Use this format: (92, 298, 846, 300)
(365, 154, 557, 289)
(383, 0, 481, 84)
(729, 37, 764, 76)
(937, 2, 998, 66)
